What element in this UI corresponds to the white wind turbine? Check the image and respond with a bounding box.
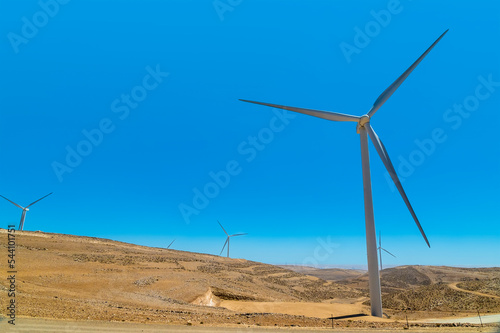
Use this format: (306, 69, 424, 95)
(378, 231, 396, 271)
(167, 239, 176, 249)
(218, 221, 247, 258)
(1, 193, 53, 231)
(240, 30, 448, 317)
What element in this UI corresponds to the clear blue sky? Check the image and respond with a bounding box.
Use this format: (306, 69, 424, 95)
(1, 0, 499, 267)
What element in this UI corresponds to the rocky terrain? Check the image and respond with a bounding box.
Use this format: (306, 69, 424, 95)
(0, 229, 498, 329)
(0, 229, 362, 326)
(337, 265, 500, 316)
(382, 282, 500, 312)
(457, 278, 500, 297)
(334, 265, 500, 291)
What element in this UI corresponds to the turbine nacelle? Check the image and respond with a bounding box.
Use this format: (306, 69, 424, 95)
(356, 115, 371, 133)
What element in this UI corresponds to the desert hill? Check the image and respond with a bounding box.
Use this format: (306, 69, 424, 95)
(279, 265, 366, 281)
(335, 265, 500, 292)
(289, 264, 500, 290)
(0, 229, 498, 327)
(0, 229, 363, 326)
(335, 265, 500, 313)
(257, 264, 500, 315)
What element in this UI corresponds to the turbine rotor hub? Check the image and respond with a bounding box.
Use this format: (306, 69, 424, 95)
(359, 115, 370, 126)
(356, 115, 370, 133)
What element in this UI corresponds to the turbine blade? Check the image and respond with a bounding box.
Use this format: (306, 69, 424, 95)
(167, 239, 175, 249)
(26, 192, 53, 208)
(230, 233, 247, 237)
(365, 124, 430, 248)
(239, 99, 360, 122)
(19, 210, 27, 230)
(367, 30, 448, 118)
(0, 195, 24, 210)
(218, 221, 229, 236)
(381, 248, 397, 258)
(220, 238, 229, 256)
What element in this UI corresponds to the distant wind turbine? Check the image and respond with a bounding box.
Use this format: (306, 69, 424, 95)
(167, 239, 176, 249)
(218, 221, 247, 258)
(378, 231, 396, 271)
(1, 193, 53, 231)
(240, 30, 448, 317)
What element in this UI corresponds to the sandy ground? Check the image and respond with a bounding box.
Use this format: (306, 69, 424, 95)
(1, 317, 499, 333)
(1, 230, 499, 331)
(219, 299, 389, 321)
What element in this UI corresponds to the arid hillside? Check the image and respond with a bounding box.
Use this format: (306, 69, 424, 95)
(337, 265, 500, 313)
(279, 265, 366, 281)
(281, 264, 500, 315)
(338, 265, 499, 291)
(0, 229, 361, 326)
(0, 229, 498, 328)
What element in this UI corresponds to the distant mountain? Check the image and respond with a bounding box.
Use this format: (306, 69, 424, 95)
(279, 265, 366, 281)
(339, 265, 500, 291)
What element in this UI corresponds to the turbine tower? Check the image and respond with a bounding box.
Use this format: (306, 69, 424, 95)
(218, 221, 247, 258)
(1, 193, 53, 231)
(240, 30, 447, 317)
(378, 231, 396, 271)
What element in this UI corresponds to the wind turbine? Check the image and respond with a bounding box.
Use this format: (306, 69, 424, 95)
(378, 231, 396, 271)
(1, 193, 53, 231)
(218, 221, 247, 258)
(167, 239, 176, 249)
(240, 30, 447, 317)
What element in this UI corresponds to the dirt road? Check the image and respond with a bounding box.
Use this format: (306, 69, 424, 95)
(1, 317, 498, 333)
(448, 282, 500, 299)
(424, 314, 500, 324)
